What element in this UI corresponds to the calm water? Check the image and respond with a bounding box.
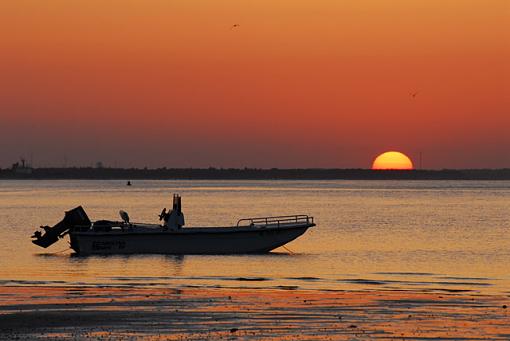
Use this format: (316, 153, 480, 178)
(1, 180, 509, 294)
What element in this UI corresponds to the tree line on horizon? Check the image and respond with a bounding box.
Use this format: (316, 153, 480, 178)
(1, 166, 510, 180)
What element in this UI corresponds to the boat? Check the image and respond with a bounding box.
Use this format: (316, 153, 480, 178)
(31, 194, 315, 255)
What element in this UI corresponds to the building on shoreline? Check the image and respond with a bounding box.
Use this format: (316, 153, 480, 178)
(11, 158, 33, 175)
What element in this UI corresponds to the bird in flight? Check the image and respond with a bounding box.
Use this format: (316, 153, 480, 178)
(231, 24, 240, 30)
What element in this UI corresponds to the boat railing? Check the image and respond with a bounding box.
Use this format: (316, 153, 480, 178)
(237, 215, 313, 228)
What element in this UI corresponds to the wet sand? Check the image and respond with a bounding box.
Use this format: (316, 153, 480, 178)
(0, 285, 509, 340)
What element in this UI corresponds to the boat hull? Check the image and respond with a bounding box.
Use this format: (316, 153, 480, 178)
(70, 224, 313, 255)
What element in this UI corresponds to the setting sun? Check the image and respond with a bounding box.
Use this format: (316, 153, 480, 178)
(372, 151, 414, 170)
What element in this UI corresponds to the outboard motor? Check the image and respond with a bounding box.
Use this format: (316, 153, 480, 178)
(163, 194, 185, 229)
(31, 206, 91, 248)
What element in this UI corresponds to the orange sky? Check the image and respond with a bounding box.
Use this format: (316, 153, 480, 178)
(0, 0, 508, 168)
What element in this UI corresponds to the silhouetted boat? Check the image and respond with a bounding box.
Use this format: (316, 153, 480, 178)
(31, 195, 315, 255)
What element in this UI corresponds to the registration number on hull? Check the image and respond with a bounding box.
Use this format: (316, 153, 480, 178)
(92, 240, 126, 250)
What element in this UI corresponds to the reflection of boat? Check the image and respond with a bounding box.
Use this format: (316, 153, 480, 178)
(31, 195, 315, 255)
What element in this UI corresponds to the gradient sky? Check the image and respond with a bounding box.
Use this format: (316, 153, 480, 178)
(0, 0, 508, 169)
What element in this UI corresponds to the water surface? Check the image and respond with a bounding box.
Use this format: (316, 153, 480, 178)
(1, 180, 509, 293)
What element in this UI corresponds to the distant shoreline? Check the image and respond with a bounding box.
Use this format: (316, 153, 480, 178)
(2, 167, 510, 180)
